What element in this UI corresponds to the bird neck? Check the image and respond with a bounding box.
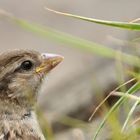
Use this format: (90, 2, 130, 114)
(0, 97, 35, 120)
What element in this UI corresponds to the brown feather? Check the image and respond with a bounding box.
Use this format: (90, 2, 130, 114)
(0, 50, 45, 140)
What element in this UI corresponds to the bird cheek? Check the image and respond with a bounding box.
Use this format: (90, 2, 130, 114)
(28, 75, 42, 92)
(8, 80, 25, 98)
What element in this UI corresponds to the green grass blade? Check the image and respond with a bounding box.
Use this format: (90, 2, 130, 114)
(122, 101, 139, 132)
(37, 108, 54, 140)
(46, 8, 140, 30)
(11, 18, 117, 59)
(93, 82, 140, 140)
(5, 17, 140, 67)
(0, 9, 139, 66)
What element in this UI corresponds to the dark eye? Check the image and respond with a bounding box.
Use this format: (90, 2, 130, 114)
(21, 60, 33, 70)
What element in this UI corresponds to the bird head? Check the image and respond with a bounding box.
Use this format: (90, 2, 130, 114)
(0, 49, 63, 107)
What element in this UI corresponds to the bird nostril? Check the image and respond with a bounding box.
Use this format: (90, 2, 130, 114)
(41, 53, 64, 65)
(41, 53, 64, 60)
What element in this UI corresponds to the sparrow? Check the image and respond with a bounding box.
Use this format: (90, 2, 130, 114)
(0, 49, 63, 140)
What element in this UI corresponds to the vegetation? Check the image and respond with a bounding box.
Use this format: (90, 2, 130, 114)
(1, 7, 140, 140)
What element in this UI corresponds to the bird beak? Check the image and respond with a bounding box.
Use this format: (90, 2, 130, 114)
(36, 53, 64, 73)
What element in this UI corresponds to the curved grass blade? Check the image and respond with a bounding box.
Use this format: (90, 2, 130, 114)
(1, 8, 140, 140)
(89, 78, 136, 121)
(46, 8, 140, 30)
(0, 9, 140, 66)
(113, 92, 140, 102)
(122, 101, 139, 132)
(8, 18, 140, 67)
(93, 82, 140, 140)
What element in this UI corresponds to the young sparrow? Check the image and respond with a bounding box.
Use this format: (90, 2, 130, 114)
(0, 49, 63, 140)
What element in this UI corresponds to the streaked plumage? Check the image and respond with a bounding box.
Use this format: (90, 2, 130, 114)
(0, 50, 63, 140)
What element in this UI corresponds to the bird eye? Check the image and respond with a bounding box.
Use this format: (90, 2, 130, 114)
(21, 60, 33, 70)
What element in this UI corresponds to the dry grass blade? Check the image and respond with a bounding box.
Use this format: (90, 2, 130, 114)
(131, 117, 140, 126)
(113, 92, 140, 102)
(88, 78, 136, 121)
(130, 18, 140, 23)
(93, 82, 140, 140)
